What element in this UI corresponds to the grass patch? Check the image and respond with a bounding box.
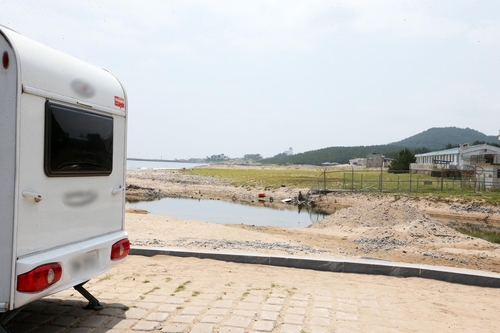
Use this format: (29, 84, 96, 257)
(188, 168, 320, 188)
(144, 287, 160, 295)
(174, 280, 192, 293)
(165, 277, 172, 283)
(143, 280, 150, 284)
(192, 291, 201, 296)
(97, 275, 111, 282)
(121, 306, 129, 311)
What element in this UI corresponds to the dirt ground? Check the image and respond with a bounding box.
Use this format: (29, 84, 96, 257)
(125, 167, 500, 273)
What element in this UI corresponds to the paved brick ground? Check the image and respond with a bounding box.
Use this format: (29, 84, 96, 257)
(5, 255, 500, 333)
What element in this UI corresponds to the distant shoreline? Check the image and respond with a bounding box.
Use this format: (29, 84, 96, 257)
(127, 158, 204, 163)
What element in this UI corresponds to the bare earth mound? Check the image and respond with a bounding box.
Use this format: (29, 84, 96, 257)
(310, 200, 477, 256)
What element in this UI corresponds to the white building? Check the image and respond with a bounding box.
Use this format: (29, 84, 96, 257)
(349, 158, 366, 166)
(411, 143, 500, 187)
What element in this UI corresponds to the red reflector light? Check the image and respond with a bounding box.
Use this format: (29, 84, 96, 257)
(2, 52, 8, 69)
(111, 238, 130, 260)
(17, 263, 62, 293)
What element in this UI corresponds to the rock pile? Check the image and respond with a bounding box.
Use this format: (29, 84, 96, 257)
(310, 198, 471, 253)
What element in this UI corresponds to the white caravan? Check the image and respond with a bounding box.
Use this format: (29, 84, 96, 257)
(0, 25, 129, 329)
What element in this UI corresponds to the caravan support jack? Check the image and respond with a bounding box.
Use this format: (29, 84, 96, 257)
(74, 281, 103, 310)
(0, 308, 23, 333)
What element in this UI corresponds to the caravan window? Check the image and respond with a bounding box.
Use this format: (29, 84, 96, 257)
(44, 102, 113, 176)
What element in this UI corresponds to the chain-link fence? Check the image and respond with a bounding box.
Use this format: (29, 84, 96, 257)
(310, 169, 500, 194)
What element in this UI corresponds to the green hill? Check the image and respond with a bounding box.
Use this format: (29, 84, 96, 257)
(261, 127, 498, 165)
(391, 127, 498, 150)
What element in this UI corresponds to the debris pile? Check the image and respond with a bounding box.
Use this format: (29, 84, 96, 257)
(310, 199, 471, 253)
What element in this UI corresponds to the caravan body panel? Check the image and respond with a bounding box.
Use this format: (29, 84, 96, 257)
(0, 26, 128, 312)
(0, 27, 18, 312)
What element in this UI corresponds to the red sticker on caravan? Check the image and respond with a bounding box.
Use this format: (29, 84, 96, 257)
(114, 96, 125, 109)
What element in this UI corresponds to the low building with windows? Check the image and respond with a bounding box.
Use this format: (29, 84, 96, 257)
(365, 154, 393, 168)
(366, 153, 384, 168)
(410, 143, 500, 187)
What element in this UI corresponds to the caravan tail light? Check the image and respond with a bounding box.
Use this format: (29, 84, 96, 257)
(111, 238, 130, 260)
(17, 263, 62, 293)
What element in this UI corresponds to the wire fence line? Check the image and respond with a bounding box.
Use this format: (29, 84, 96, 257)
(310, 169, 500, 194)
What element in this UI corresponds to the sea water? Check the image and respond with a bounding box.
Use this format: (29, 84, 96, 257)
(127, 160, 207, 170)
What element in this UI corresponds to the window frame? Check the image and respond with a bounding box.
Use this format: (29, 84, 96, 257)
(44, 101, 114, 177)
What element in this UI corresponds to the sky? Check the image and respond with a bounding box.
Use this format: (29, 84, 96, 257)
(1, 0, 499, 159)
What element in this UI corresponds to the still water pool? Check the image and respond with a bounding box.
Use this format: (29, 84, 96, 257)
(126, 197, 330, 228)
(126, 198, 500, 243)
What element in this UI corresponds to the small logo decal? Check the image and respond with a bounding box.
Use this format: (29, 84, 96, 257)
(115, 96, 125, 109)
(71, 79, 95, 98)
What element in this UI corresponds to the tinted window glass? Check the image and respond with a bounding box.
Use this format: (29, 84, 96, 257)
(44, 102, 113, 176)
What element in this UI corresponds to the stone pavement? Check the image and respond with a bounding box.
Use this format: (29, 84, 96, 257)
(5, 254, 500, 333)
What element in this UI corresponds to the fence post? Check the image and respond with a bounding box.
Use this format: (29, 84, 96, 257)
(323, 169, 326, 192)
(361, 174, 363, 189)
(343, 173, 346, 189)
(397, 175, 400, 191)
(409, 172, 412, 193)
(379, 165, 383, 192)
(416, 176, 419, 192)
(351, 167, 354, 191)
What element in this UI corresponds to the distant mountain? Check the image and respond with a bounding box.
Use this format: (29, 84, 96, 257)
(261, 127, 499, 165)
(390, 127, 498, 150)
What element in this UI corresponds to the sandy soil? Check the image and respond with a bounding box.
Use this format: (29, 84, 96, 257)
(125, 167, 500, 273)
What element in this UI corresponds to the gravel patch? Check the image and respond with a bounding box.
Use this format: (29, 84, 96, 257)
(132, 238, 330, 255)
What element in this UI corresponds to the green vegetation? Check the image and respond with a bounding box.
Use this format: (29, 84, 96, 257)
(261, 144, 410, 165)
(388, 148, 415, 173)
(144, 287, 160, 295)
(97, 275, 111, 282)
(188, 168, 320, 188)
(451, 223, 500, 244)
(259, 127, 498, 165)
(243, 154, 263, 161)
(395, 127, 498, 150)
(174, 280, 192, 293)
